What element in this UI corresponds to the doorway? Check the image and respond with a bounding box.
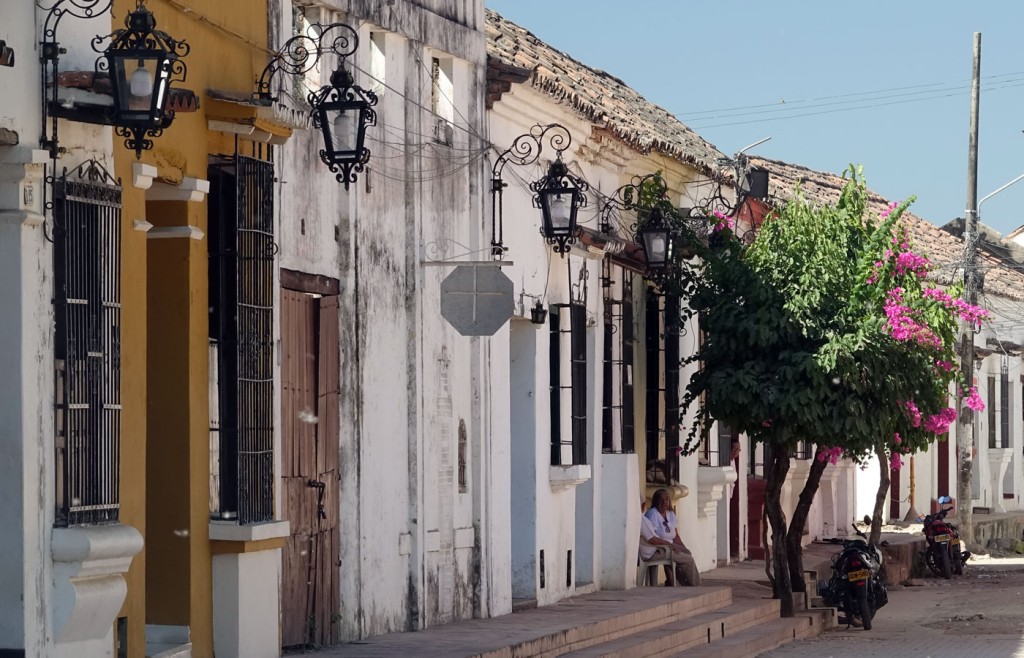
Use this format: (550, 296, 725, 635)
(280, 274, 340, 648)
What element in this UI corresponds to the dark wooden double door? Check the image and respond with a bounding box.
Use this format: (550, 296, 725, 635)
(281, 285, 340, 648)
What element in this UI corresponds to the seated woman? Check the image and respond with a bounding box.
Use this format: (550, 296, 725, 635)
(642, 488, 701, 586)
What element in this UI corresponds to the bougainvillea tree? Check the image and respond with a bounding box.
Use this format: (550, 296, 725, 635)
(636, 168, 986, 616)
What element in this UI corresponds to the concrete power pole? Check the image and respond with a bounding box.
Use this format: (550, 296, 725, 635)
(956, 31, 981, 543)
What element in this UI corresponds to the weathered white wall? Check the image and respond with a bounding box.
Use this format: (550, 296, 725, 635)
(274, 0, 494, 640)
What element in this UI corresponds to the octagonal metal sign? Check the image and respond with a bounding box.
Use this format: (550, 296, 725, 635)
(440, 265, 514, 336)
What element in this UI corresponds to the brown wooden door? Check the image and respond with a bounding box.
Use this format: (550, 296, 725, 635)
(281, 289, 340, 648)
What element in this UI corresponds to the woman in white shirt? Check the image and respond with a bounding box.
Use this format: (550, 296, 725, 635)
(642, 488, 702, 586)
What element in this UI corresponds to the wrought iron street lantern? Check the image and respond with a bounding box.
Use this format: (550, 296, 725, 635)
(39, 0, 188, 158)
(98, 0, 189, 157)
(0, 40, 14, 68)
(490, 123, 589, 257)
(532, 157, 588, 254)
(530, 299, 548, 325)
(638, 206, 672, 270)
(302, 24, 377, 189)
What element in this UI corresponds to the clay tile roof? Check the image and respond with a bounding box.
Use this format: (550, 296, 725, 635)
(485, 9, 724, 175)
(751, 156, 1024, 302)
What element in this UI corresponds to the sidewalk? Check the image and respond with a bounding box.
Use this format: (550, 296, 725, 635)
(301, 532, 936, 658)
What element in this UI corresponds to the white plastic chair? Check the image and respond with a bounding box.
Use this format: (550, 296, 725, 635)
(637, 541, 678, 586)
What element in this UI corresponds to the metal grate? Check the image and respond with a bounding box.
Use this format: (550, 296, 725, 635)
(1001, 358, 1010, 449)
(645, 291, 680, 465)
(550, 303, 587, 466)
(602, 263, 634, 454)
(209, 155, 275, 524)
(53, 160, 122, 527)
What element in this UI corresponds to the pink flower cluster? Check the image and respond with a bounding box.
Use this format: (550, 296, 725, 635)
(922, 287, 989, 328)
(934, 359, 954, 372)
(965, 386, 985, 412)
(816, 446, 844, 464)
(890, 452, 904, 470)
(884, 288, 941, 349)
(880, 201, 899, 220)
(904, 400, 922, 428)
(923, 408, 957, 434)
(893, 431, 903, 445)
(712, 209, 735, 233)
(893, 251, 930, 277)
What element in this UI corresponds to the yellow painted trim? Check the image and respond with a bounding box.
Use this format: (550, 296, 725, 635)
(210, 537, 287, 555)
(206, 98, 295, 139)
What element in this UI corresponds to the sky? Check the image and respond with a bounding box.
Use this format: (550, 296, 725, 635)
(484, 0, 1024, 237)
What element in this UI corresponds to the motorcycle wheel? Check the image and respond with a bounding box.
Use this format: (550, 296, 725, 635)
(953, 547, 964, 576)
(939, 547, 952, 580)
(856, 585, 873, 631)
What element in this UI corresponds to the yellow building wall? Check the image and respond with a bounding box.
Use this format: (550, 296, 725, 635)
(111, 0, 270, 656)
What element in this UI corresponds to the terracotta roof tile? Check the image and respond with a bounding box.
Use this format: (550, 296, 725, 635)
(751, 156, 1024, 301)
(485, 9, 724, 175)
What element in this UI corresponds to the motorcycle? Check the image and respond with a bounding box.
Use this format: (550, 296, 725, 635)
(921, 495, 970, 579)
(817, 524, 889, 630)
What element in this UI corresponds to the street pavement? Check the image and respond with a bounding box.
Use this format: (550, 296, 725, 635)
(759, 557, 1024, 658)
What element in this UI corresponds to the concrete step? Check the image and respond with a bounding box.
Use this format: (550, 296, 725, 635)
(556, 598, 780, 658)
(478, 587, 734, 658)
(675, 610, 832, 658)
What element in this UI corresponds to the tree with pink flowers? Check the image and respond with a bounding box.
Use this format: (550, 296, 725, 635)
(679, 167, 987, 617)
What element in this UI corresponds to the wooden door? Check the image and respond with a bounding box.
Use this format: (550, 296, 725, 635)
(281, 289, 340, 648)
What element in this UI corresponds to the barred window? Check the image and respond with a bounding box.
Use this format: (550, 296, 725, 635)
(1000, 359, 1011, 449)
(601, 263, 634, 454)
(646, 291, 680, 466)
(53, 160, 122, 527)
(550, 303, 587, 466)
(208, 155, 275, 524)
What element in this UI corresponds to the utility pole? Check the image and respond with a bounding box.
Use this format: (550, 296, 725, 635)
(956, 31, 981, 543)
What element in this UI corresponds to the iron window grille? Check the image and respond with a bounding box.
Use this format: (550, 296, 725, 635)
(550, 303, 587, 466)
(646, 291, 680, 467)
(53, 160, 122, 527)
(1000, 358, 1011, 449)
(601, 262, 635, 454)
(988, 374, 999, 449)
(208, 155, 275, 524)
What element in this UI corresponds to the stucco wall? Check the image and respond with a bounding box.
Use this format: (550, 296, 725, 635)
(274, 0, 493, 640)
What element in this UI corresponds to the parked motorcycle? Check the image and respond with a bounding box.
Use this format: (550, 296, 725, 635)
(817, 524, 889, 630)
(921, 495, 970, 579)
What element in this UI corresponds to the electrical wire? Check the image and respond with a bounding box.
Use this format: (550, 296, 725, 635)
(679, 70, 1024, 118)
(685, 79, 1024, 130)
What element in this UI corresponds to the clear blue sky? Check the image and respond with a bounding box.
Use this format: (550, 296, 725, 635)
(485, 0, 1024, 237)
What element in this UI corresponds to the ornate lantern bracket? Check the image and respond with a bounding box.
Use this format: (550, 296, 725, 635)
(490, 123, 589, 257)
(291, 23, 378, 190)
(254, 21, 340, 105)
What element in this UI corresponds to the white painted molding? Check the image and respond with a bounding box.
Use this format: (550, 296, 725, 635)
(133, 219, 153, 233)
(549, 464, 592, 491)
(696, 465, 737, 519)
(132, 162, 157, 190)
(147, 226, 204, 240)
(148, 176, 210, 203)
(209, 519, 290, 542)
(425, 529, 441, 553)
(208, 119, 274, 143)
(0, 147, 48, 227)
(52, 524, 143, 644)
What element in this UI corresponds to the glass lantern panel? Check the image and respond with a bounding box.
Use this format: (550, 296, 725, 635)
(331, 109, 358, 155)
(110, 54, 163, 122)
(547, 192, 571, 230)
(643, 230, 670, 266)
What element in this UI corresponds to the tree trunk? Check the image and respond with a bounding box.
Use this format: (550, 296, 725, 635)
(869, 445, 891, 545)
(786, 455, 828, 593)
(764, 440, 793, 617)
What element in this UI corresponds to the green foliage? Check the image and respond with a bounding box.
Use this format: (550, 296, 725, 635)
(676, 167, 961, 463)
